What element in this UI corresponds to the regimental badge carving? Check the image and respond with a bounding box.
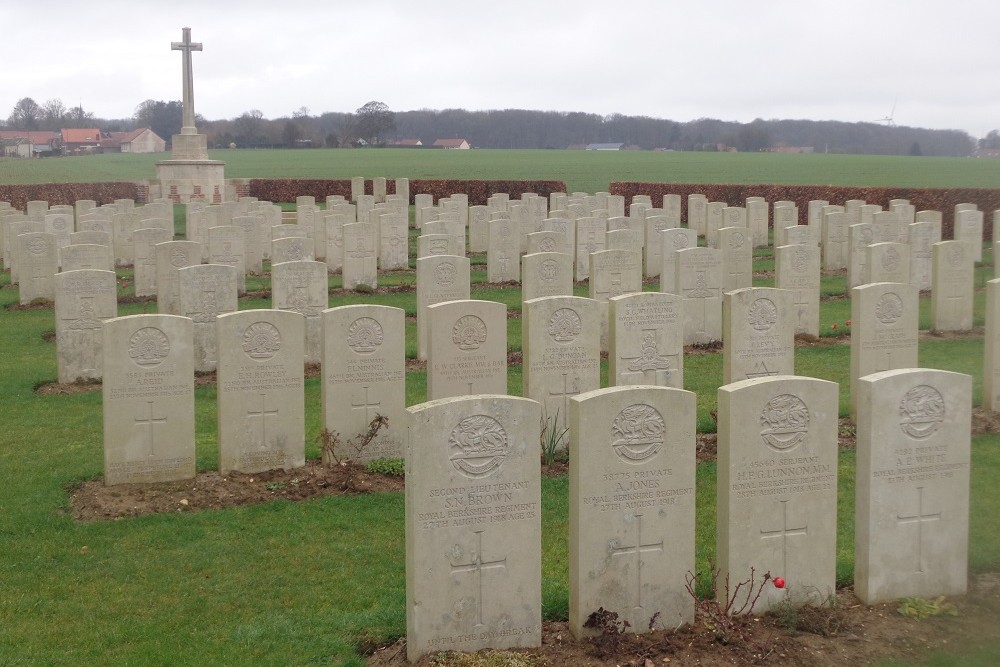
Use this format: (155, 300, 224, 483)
(499, 223, 512, 238)
(449, 415, 509, 478)
(899, 385, 945, 439)
(547, 308, 582, 342)
(452, 315, 487, 351)
(672, 234, 690, 250)
(67, 299, 101, 330)
(190, 290, 221, 323)
(760, 394, 810, 451)
(875, 292, 904, 325)
(730, 230, 745, 248)
(52, 217, 67, 231)
(882, 247, 900, 272)
(169, 247, 189, 268)
(747, 298, 778, 332)
(435, 261, 457, 286)
(346, 317, 383, 354)
(860, 227, 873, 245)
(242, 322, 281, 360)
(540, 237, 556, 252)
(27, 236, 48, 255)
(540, 259, 559, 283)
(288, 239, 305, 260)
(792, 246, 809, 273)
(128, 327, 170, 367)
(629, 334, 671, 376)
(611, 404, 665, 463)
(947, 244, 965, 267)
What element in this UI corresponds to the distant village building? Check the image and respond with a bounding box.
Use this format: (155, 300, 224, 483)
(975, 148, 1000, 158)
(394, 138, 423, 147)
(767, 145, 816, 154)
(585, 143, 624, 151)
(432, 138, 471, 149)
(103, 128, 166, 153)
(60, 128, 104, 153)
(0, 130, 60, 157)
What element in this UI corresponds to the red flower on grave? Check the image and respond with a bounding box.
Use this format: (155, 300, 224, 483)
(774, 577, 786, 589)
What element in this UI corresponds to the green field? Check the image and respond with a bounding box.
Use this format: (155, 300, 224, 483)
(1, 155, 999, 665)
(2, 148, 1000, 193)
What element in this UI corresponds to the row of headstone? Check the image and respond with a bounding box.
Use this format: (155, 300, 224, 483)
(404, 365, 971, 660)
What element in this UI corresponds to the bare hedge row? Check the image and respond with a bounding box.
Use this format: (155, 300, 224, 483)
(248, 179, 568, 206)
(0, 183, 140, 210)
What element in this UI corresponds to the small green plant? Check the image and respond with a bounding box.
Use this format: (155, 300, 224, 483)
(539, 410, 569, 466)
(265, 481, 286, 492)
(897, 595, 958, 620)
(365, 458, 405, 477)
(353, 283, 375, 294)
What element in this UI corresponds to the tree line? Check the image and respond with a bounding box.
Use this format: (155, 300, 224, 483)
(3, 96, 988, 157)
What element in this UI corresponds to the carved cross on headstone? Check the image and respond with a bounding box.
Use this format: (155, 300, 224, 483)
(609, 514, 664, 615)
(897, 486, 941, 573)
(449, 530, 507, 627)
(759, 499, 808, 577)
(134, 401, 168, 457)
(351, 386, 382, 423)
(171, 27, 203, 134)
(247, 392, 279, 450)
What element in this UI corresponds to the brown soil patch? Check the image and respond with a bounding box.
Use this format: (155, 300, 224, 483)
(6, 299, 53, 311)
(794, 333, 848, 348)
(921, 327, 985, 341)
(684, 341, 724, 355)
(971, 405, 1000, 435)
(67, 459, 404, 522)
(368, 574, 1000, 667)
(117, 294, 156, 305)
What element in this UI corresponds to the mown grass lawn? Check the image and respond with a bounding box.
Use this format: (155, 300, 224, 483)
(1, 155, 999, 665)
(2, 148, 1000, 194)
(2, 238, 999, 665)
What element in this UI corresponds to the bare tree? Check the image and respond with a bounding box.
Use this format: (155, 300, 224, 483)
(8, 97, 42, 130)
(41, 99, 67, 130)
(353, 100, 395, 146)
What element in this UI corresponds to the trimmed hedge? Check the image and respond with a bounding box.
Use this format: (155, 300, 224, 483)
(0, 182, 140, 210)
(248, 179, 568, 206)
(609, 182, 1000, 239)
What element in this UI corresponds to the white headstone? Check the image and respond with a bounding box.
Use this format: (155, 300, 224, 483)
(102, 314, 195, 485)
(522, 296, 601, 449)
(775, 244, 820, 336)
(178, 263, 238, 372)
(717, 375, 839, 612)
(930, 240, 974, 332)
(321, 305, 405, 462)
(416, 255, 471, 360)
(217, 309, 305, 473)
(850, 282, 919, 416)
(55, 269, 117, 383)
(568, 385, 696, 636)
(427, 300, 508, 400)
(723, 287, 795, 384)
(854, 369, 971, 603)
(609, 291, 684, 388)
(271, 260, 328, 364)
(405, 395, 542, 662)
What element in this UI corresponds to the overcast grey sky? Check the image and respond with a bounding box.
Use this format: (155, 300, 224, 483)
(6, 0, 999, 138)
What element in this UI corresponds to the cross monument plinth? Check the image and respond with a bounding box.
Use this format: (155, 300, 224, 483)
(154, 27, 226, 203)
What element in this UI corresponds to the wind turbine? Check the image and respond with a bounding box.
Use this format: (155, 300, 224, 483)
(874, 99, 897, 127)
